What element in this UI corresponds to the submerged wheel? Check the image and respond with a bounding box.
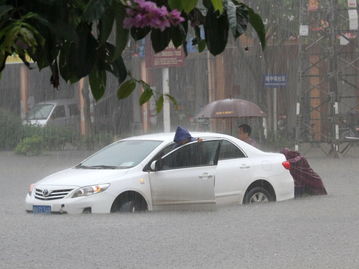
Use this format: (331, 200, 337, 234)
(243, 186, 274, 204)
(111, 192, 147, 213)
(119, 200, 138, 213)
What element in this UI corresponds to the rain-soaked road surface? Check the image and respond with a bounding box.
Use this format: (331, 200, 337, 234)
(0, 149, 359, 269)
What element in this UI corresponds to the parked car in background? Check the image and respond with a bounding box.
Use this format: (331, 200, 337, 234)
(23, 99, 80, 129)
(25, 132, 294, 214)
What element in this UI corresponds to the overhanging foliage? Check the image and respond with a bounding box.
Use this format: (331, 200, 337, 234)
(0, 0, 265, 110)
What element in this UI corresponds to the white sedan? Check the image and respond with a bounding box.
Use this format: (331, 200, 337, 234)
(25, 132, 294, 214)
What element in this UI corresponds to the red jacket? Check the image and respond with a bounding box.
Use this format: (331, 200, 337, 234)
(281, 148, 327, 195)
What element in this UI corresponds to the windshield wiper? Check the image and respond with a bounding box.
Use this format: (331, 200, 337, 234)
(77, 165, 118, 169)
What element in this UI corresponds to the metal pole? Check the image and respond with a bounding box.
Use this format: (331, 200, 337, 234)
(162, 67, 170, 132)
(273, 87, 278, 138)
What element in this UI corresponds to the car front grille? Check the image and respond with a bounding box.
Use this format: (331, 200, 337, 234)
(35, 188, 74, 200)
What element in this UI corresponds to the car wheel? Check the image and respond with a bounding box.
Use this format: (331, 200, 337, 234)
(119, 200, 138, 213)
(243, 186, 274, 204)
(111, 192, 148, 213)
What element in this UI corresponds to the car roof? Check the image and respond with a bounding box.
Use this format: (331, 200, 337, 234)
(119, 131, 265, 156)
(121, 131, 238, 143)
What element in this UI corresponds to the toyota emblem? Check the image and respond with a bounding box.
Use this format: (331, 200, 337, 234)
(43, 189, 50, 197)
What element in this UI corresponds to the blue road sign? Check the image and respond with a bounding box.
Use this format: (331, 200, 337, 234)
(264, 75, 287, 87)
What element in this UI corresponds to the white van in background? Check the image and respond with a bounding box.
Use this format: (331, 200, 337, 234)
(23, 99, 80, 129)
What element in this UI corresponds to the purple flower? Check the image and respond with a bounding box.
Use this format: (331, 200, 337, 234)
(123, 0, 184, 31)
(168, 9, 185, 25)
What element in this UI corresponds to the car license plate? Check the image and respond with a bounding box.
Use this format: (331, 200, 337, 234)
(33, 205, 51, 214)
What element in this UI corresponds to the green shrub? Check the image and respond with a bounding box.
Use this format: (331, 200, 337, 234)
(0, 108, 23, 150)
(15, 122, 113, 153)
(41, 126, 76, 150)
(20, 125, 77, 150)
(15, 136, 44, 156)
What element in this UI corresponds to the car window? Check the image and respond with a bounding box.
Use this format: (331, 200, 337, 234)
(27, 104, 54, 120)
(160, 140, 220, 170)
(68, 104, 79, 116)
(148, 143, 176, 162)
(219, 140, 246, 160)
(51, 105, 66, 119)
(79, 140, 162, 169)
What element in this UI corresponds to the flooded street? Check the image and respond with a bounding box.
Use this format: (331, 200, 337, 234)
(1, 150, 359, 269)
(1, 0, 359, 268)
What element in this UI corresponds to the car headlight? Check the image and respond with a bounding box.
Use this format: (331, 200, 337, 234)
(71, 184, 110, 198)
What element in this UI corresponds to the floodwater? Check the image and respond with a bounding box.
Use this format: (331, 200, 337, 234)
(0, 149, 359, 269)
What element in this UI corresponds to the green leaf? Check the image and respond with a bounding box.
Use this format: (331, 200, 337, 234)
(89, 66, 107, 101)
(111, 56, 127, 84)
(211, 0, 223, 13)
(113, 2, 129, 61)
(83, 0, 111, 22)
(0, 52, 9, 73)
(168, 0, 183, 11)
(130, 27, 150, 41)
(103, 43, 127, 83)
(204, 8, 229, 55)
(58, 24, 97, 82)
(71, 24, 97, 78)
(59, 43, 73, 82)
(0, 5, 12, 18)
(165, 94, 179, 109)
(139, 87, 153, 105)
(225, 1, 248, 39)
(117, 79, 136, 99)
(156, 95, 164, 113)
(247, 6, 266, 49)
(202, 0, 213, 9)
(194, 25, 206, 52)
(99, 8, 115, 44)
(171, 25, 186, 48)
(151, 28, 171, 53)
(52, 22, 79, 44)
(183, 0, 198, 13)
(198, 40, 206, 52)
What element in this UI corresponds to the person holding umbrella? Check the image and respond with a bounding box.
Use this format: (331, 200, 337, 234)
(238, 124, 259, 148)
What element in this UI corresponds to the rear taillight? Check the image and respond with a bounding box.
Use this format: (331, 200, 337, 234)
(282, 161, 291, 169)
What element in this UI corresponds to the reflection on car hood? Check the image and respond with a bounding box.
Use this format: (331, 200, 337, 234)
(37, 167, 130, 187)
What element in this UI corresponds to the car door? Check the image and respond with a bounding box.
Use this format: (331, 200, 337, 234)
(214, 140, 253, 203)
(149, 140, 220, 206)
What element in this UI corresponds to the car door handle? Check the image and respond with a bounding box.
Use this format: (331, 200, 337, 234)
(199, 173, 214, 179)
(240, 164, 250, 169)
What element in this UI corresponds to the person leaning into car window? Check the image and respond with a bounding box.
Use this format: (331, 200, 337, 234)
(150, 126, 201, 169)
(238, 124, 259, 148)
(173, 126, 202, 147)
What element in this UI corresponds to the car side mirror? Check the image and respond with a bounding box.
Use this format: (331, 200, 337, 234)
(150, 159, 162, 171)
(150, 161, 157, 171)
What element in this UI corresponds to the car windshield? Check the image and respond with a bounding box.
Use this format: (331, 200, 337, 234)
(27, 104, 54, 120)
(78, 140, 163, 169)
